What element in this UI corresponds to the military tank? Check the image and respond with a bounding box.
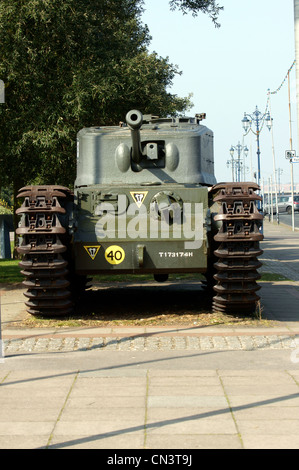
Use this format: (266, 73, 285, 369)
(16, 109, 263, 317)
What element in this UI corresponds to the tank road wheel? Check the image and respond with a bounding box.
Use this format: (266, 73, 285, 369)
(211, 183, 264, 315)
(16, 185, 74, 317)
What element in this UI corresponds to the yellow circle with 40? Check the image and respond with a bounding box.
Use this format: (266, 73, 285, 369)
(105, 246, 125, 265)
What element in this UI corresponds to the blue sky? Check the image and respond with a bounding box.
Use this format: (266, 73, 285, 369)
(142, 0, 298, 188)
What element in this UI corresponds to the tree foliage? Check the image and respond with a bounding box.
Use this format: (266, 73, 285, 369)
(0, 0, 194, 191)
(0, 0, 221, 196)
(169, 0, 223, 27)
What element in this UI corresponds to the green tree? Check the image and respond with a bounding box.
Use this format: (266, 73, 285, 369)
(0, 0, 222, 209)
(169, 0, 223, 26)
(0, 0, 193, 193)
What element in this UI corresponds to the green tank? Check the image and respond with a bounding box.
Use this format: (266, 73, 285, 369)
(16, 110, 263, 317)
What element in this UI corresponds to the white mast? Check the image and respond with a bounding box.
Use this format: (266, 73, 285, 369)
(294, 1, 299, 151)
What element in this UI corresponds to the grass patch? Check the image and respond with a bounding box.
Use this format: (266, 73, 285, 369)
(93, 272, 205, 282)
(0, 261, 205, 285)
(0, 259, 292, 285)
(0, 259, 23, 283)
(260, 272, 291, 282)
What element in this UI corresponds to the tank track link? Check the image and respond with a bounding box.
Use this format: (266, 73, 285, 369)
(212, 182, 264, 314)
(16, 185, 74, 317)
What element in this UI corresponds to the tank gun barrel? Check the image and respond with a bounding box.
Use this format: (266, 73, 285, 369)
(126, 109, 143, 163)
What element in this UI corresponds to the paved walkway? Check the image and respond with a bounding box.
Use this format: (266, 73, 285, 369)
(0, 219, 299, 450)
(260, 219, 299, 281)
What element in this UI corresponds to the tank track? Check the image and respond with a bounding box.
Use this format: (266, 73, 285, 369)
(211, 182, 264, 314)
(16, 185, 74, 317)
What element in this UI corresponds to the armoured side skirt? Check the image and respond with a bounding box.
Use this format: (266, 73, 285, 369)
(211, 182, 264, 314)
(16, 185, 73, 317)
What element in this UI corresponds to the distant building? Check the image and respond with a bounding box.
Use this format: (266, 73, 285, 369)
(262, 182, 299, 194)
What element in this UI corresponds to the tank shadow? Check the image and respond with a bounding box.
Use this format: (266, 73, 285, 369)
(73, 280, 213, 322)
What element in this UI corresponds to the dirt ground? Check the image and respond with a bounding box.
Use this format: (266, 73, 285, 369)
(1, 279, 276, 330)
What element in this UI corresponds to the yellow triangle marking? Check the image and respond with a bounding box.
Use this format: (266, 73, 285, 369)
(84, 245, 101, 260)
(130, 191, 148, 208)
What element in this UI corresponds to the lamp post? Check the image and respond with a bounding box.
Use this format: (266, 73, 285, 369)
(229, 142, 249, 182)
(241, 106, 272, 189)
(227, 152, 235, 182)
(276, 168, 283, 194)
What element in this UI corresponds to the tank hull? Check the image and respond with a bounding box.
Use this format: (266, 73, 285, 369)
(73, 183, 212, 275)
(15, 111, 264, 317)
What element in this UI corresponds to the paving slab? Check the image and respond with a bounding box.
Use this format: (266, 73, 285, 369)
(0, 220, 299, 451)
(241, 435, 299, 450)
(144, 434, 243, 449)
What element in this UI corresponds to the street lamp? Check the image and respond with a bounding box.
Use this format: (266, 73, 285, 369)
(276, 168, 283, 194)
(227, 149, 235, 182)
(229, 142, 249, 182)
(242, 106, 272, 189)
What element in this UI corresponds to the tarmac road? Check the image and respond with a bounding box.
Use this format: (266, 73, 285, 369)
(0, 219, 299, 450)
(267, 211, 299, 229)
